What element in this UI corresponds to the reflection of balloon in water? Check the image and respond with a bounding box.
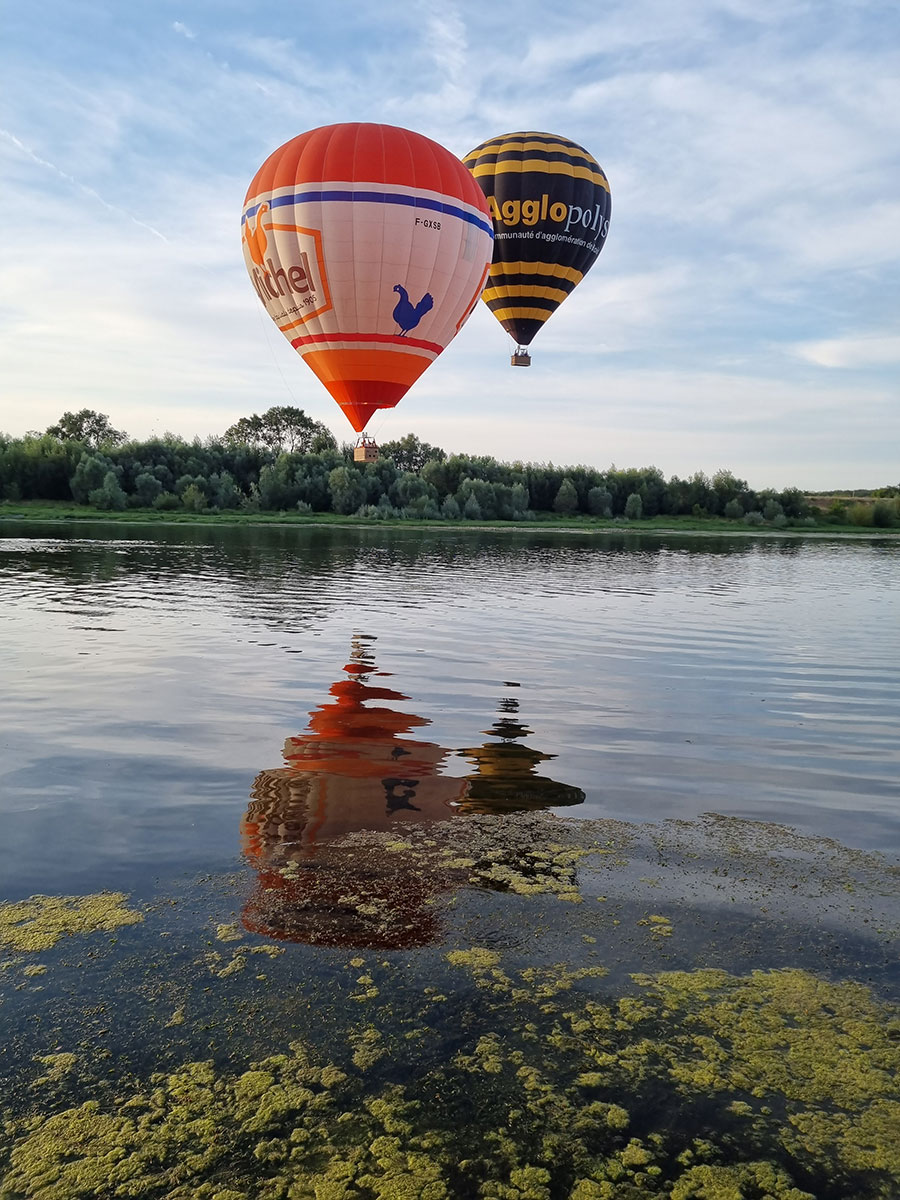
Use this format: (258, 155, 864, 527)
(462, 132, 611, 360)
(241, 639, 466, 948)
(456, 698, 585, 813)
(240, 641, 584, 948)
(242, 123, 494, 435)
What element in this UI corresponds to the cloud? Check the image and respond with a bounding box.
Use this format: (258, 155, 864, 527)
(792, 331, 900, 369)
(172, 22, 195, 40)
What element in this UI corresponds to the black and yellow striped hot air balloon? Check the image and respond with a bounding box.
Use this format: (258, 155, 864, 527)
(462, 132, 611, 363)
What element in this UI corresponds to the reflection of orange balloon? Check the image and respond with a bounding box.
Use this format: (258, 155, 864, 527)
(239, 642, 585, 947)
(242, 123, 494, 433)
(241, 642, 465, 948)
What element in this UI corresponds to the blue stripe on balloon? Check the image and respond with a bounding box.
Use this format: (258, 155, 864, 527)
(243, 190, 493, 237)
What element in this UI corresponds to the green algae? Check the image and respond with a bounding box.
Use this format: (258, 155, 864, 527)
(0, 892, 143, 952)
(217, 954, 248, 979)
(5, 958, 899, 1200)
(33, 1054, 77, 1087)
(638, 915, 673, 938)
(215, 923, 244, 943)
(3, 812, 899, 1199)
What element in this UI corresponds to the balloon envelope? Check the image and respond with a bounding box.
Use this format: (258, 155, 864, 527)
(242, 123, 494, 432)
(462, 132, 611, 347)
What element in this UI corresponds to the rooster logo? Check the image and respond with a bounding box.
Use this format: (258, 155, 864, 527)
(243, 203, 270, 267)
(392, 284, 434, 335)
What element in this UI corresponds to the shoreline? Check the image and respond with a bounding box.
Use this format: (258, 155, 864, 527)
(1, 505, 897, 540)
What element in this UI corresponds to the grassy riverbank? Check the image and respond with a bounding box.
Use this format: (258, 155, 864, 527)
(1, 499, 896, 536)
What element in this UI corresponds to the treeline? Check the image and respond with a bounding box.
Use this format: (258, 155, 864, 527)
(1, 409, 898, 528)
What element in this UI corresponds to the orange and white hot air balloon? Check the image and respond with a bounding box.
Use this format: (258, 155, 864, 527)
(241, 123, 494, 437)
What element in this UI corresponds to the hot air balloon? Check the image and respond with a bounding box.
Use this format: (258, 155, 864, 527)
(242, 123, 494, 455)
(462, 132, 611, 365)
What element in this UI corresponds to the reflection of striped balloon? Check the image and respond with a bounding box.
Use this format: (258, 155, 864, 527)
(463, 133, 611, 349)
(242, 124, 493, 433)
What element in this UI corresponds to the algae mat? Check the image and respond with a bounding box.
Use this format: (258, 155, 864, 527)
(1, 813, 898, 1199)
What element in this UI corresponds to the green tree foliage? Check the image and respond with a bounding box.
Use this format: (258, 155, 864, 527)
(379, 433, 446, 473)
(70, 453, 114, 504)
(624, 492, 644, 520)
(180, 483, 207, 513)
(89, 471, 127, 511)
(223, 407, 335, 454)
(0, 427, 871, 527)
(588, 487, 612, 518)
(553, 477, 579, 515)
(45, 409, 128, 448)
(328, 465, 365, 515)
(133, 472, 163, 507)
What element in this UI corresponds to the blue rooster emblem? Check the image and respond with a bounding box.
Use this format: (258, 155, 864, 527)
(392, 284, 434, 335)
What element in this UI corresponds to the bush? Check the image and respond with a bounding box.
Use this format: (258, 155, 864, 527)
(624, 492, 643, 520)
(153, 492, 180, 511)
(723, 498, 744, 519)
(744, 510, 764, 526)
(872, 500, 897, 527)
(295, 501, 312, 515)
(848, 504, 872, 526)
(763, 499, 783, 521)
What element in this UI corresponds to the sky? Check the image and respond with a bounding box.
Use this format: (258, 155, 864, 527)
(1, 0, 898, 489)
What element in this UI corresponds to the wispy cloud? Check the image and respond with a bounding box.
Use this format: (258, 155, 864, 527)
(792, 331, 900, 369)
(1, 128, 168, 241)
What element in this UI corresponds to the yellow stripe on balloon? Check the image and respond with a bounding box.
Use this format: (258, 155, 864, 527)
(468, 160, 610, 188)
(464, 140, 599, 162)
(482, 284, 569, 303)
(488, 261, 584, 284)
(488, 306, 554, 323)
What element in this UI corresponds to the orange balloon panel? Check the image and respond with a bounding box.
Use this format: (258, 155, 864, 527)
(242, 123, 494, 432)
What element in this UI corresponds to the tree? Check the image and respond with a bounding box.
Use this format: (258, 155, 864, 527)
(181, 483, 207, 512)
(133, 472, 163, 507)
(224, 407, 334, 454)
(70, 453, 114, 503)
(624, 492, 643, 520)
(553, 477, 578, 515)
(89, 470, 127, 510)
(588, 487, 612, 518)
(462, 494, 482, 520)
(47, 410, 127, 449)
(380, 433, 446, 473)
(328, 465, 365, 515)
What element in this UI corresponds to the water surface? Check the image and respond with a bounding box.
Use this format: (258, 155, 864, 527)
(1, 522, 898, 1199)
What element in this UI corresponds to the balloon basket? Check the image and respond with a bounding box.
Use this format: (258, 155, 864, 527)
(353, 434, 379, 463)
(511, 349, 531, 367)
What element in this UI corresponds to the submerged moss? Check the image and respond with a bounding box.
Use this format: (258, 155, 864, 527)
(4, 959, 898, 1200)
(0, 892, 142, 952)
(33, 1053, 77, 1086)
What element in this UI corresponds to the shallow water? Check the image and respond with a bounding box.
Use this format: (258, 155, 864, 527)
(1, 522, 899, 1198)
